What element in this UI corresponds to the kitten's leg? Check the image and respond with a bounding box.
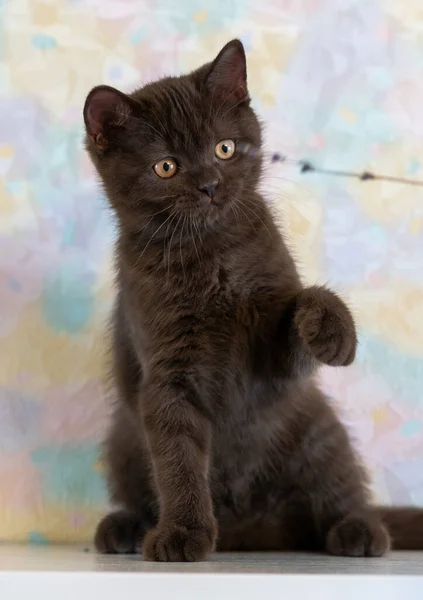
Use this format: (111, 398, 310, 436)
(140, 359, 216, 562)
(95, 406, 158, 554)
(218, 509, 390, 557)
(225, 386, 389, 557)
(95, 298, 157, 554)
(291, 298, 390, 556)
(302, 388, 390, 557)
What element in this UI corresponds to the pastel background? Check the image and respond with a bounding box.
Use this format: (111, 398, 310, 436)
(0, 0, 422, 543)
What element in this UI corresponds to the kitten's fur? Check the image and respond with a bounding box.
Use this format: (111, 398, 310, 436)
(84, 40, 423, 561)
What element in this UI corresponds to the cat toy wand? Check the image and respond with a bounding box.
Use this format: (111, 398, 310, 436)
(237, 142, 423, 187)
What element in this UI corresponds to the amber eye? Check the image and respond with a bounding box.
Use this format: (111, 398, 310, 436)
(153, 158, 177, 178)
(215, 139, 235, 160)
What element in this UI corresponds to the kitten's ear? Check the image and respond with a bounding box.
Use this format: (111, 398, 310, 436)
(206, 39, 249, 104)
(83, 85, 136, 151)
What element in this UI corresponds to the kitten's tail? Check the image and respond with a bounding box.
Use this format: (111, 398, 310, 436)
(376, 506, 423, 549)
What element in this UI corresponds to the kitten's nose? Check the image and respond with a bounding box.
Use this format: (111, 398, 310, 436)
(198, 180, 219, 199)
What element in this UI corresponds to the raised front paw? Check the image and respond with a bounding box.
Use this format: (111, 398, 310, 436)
(294, 286, 357, 367)
(142, 520, 216, 562)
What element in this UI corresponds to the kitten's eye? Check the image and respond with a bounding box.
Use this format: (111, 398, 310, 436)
(215, 139, 235, 160)
(153, 159, 177, 178)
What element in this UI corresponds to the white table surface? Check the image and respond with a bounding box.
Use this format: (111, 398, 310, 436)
(0, 545, 422, 599)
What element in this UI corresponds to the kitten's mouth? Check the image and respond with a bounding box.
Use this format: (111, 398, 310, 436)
(205, 196, 232, 215)
(177, 191, 234, 222)
(185, 201, 225, 227)
(210, 195, 226, 207)
(191, 195, 225, 213)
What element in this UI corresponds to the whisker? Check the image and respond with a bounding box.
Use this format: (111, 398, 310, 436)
(261, 173, 312, 194)
(134, 210, 177, 267)
(234, 200, 258, 235)
(166, 213, 181, 279)
(138, 204, 173, 232)
(193, 215, 203, 246)
(163, 212, 178, 274)
(241, 198, 272, 238)
(230, 204, 239, 224)
(230, 204, 240, 226)
(179, 215, 186, 279)
(190, 215, 201, 262)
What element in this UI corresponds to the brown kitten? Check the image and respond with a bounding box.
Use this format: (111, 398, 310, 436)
(84, 40, 423, 561)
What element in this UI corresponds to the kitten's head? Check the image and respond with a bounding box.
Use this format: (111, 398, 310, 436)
(84, 40, 262, 234)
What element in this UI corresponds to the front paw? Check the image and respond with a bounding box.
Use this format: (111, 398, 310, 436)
(294, 286, 357, 367)
(142, 520, 216, 562)
(95, 510, 145, 554)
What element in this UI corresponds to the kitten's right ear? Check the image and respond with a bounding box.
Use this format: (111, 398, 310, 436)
(83, 85, 136, 151)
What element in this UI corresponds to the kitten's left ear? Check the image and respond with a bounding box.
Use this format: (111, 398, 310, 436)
(206, 39, 249, 105)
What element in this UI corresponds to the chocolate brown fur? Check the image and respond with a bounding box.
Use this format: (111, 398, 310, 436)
(84, 40, 423, 561)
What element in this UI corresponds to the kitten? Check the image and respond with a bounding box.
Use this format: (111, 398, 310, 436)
(84, 40, 423, 561)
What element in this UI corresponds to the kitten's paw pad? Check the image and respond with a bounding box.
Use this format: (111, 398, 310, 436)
(295, 287, 357, 367)
(326, 516, 390, 557)
(142, 522, 216, 562)
(95, 511, 143, 554)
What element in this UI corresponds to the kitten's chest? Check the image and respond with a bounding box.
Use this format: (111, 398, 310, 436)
(138, 259, 244, 316)
(125, 254, 267, 358)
